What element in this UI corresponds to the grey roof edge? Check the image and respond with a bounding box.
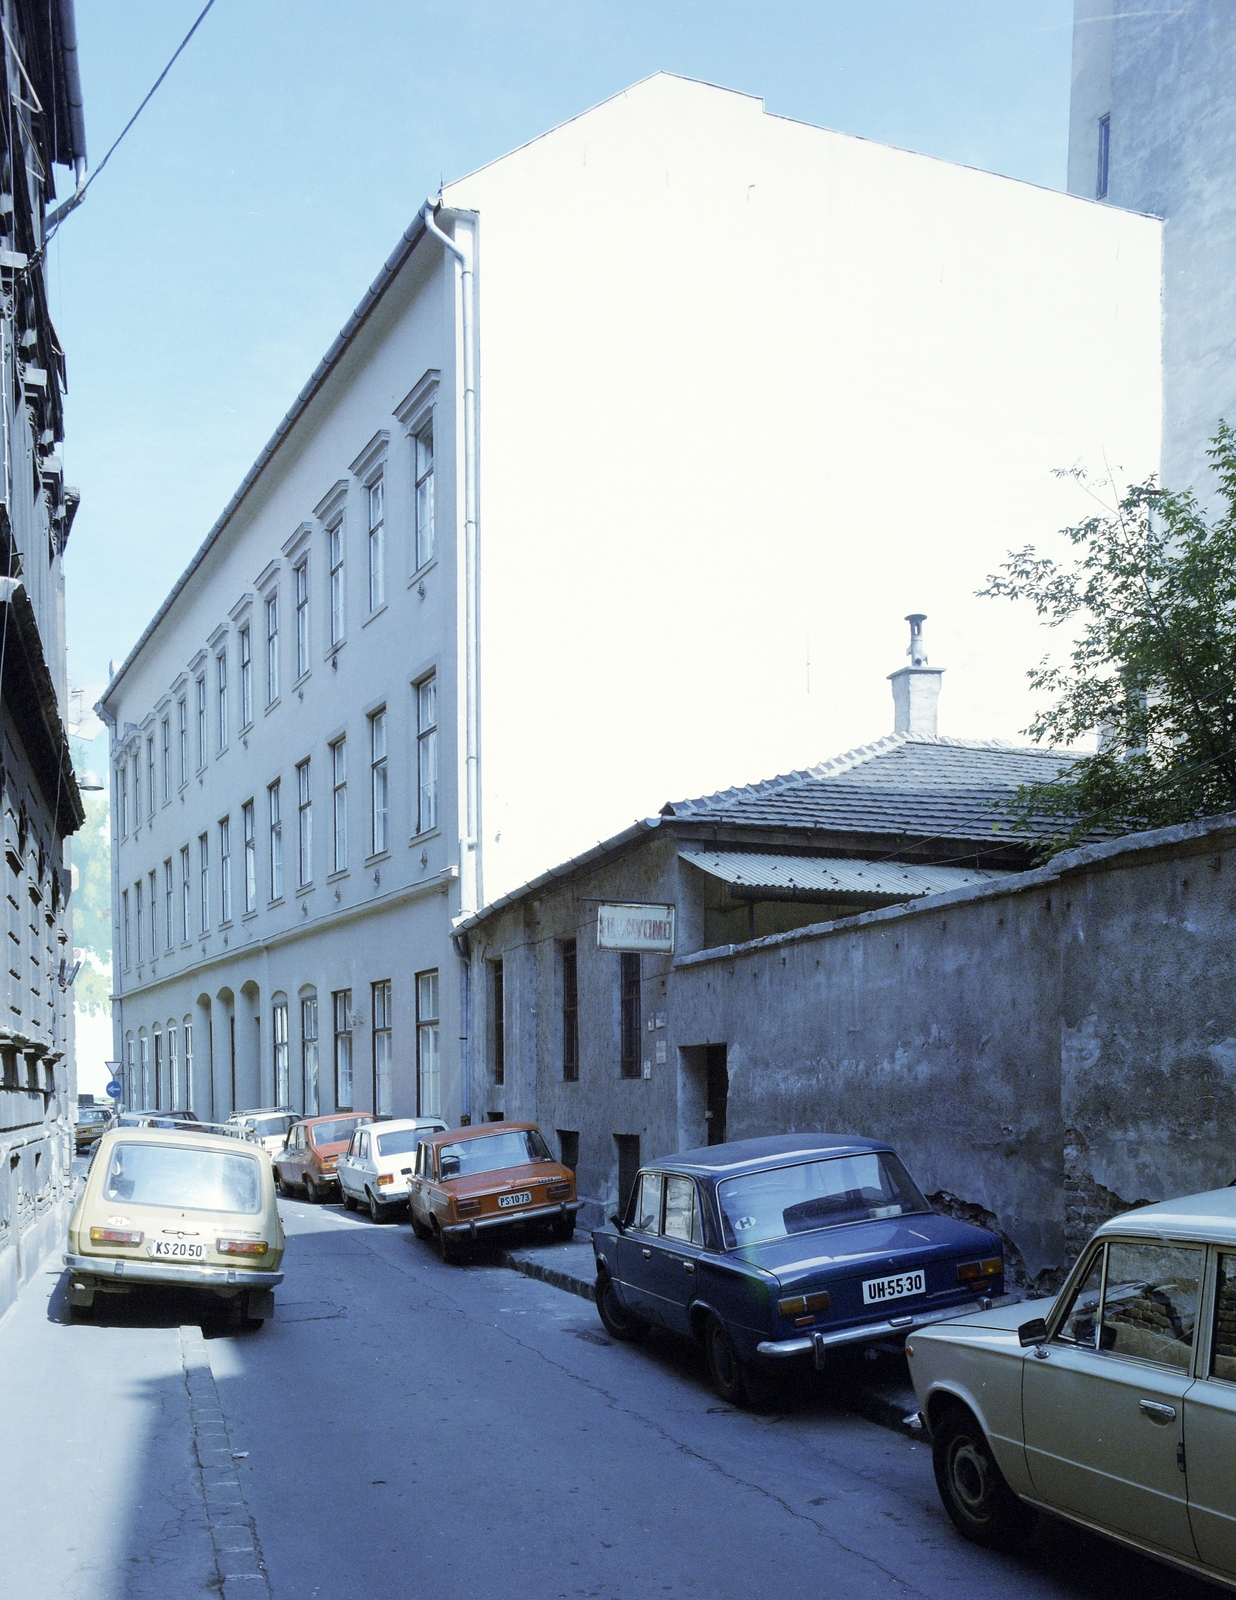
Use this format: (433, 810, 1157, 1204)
(674, 811, 1236, 969)
(99, 207, 437, 712)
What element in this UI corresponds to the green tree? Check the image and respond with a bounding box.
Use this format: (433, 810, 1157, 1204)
(69, 735, 112, 972)
(981, 423, 1236, 858)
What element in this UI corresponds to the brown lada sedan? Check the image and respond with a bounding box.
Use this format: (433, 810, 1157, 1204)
(273, 1112, 374, 1203)
(409, 1123, 581, 1262)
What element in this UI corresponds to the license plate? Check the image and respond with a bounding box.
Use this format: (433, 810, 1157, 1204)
(497, 1191, 531, 1209)
(148, 1240, 207, 1260)
(862, 1269, 925, 1306)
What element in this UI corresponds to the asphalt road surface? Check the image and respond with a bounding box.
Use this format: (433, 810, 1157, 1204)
(3, 1192, 1227, 1600)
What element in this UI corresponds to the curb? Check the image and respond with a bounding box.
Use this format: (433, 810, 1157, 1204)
(180, 1325, 272, 1600)
(499, 1246, 596, 1302)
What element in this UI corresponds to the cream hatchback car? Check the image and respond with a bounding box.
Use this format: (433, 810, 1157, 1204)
(65, 1126, 285, 1327)
(907, 1187, 1236, 1590)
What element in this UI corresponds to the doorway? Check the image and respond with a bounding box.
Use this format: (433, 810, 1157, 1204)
(678, 1043, 729, 1149)
(614, 1134, 640, 1220)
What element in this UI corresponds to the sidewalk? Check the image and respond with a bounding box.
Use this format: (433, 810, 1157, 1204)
(499, 1236, 921, 1436)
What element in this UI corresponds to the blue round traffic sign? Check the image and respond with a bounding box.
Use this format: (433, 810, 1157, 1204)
(105, 1080, 122, 1099)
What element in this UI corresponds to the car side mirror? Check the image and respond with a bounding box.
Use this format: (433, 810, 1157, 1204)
(1017, 1317, 1048, 1348)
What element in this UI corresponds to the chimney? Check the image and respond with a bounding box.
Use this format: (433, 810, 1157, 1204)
(888, 613, 943, 737)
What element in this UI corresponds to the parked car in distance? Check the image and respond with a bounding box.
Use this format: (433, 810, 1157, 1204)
(273, 1113, 375, 1202)
(338, 1117, 447, 1221)
(64, 1124, 285, 1326)
(907, 1187, 1236, 1590)
(409, 1122, 580, 1261)
(592, 1134, 1006, 1407)
(113, 1108, 205, 1133)
(227, 1107, 297, 1156)
(74, 1105, 112, 1153)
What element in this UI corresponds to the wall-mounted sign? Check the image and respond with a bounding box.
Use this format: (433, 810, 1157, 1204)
(597, 903, 676, 953)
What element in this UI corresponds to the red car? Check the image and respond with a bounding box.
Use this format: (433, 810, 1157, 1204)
(273, 1113, 374, 1203)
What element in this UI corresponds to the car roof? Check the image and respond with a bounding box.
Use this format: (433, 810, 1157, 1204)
(232, 1107, 293, 1118)
(1095, 1187, 1236, 1246)
(368, 1117, 446, 1134)
(95, 1126, 258, 1155)
(423, 1122, 539, 1145)
(649, 1133, 894, 1177)
(296, 1111, 374, 1125)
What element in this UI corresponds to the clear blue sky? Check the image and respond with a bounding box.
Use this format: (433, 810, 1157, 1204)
(53, 0, 1074, 692)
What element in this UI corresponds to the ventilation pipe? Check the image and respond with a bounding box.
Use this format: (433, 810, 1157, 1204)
(888, 613, 944, 736)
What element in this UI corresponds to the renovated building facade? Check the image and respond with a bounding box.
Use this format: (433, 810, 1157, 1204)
(0, 0, 87, 1318)
(101, 73, 1162, 1127)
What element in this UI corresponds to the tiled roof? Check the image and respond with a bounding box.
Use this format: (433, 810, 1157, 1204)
(662, 734, 1082, 843)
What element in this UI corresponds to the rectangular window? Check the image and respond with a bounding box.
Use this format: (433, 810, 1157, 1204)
(183, 1023, 194, 1111)
(168, 1025, 179, 1107)
(331, 737, 347, 873)
(219, 816, 232, 923)
(243, 800, 256, 914)
(121, 888, 130, 967)
(333, 989, 353, 1110)
(561, 939, 578, 1082)
(367, 476, 385, 611)
(372, 979, 392, 1117)
(297, 759, 312, 886)
(302, 995, 319, 1116)
(416, 675, 437, 833)
(161, 717, 170, 802)
(180, 846, 191, 941)
(328, 522, 344, 646)
(294, 559, 310, 679)
(239, 624, 253, 728)
(196, 675, 207, 770)
(177, 697, 188, 786)
(198, 832, 209, 933)
(492, 959, 504, 1085)
(117, 765, 128, 839)
(132, 751, 141, 826)
(273, 1000, 289, 1106)
(147, 737, 155, 818)
(163, 858, 173, 951)
(620, 952, 642, 1078)
(1100, 1240, 1200, 1372)
(265, 592, 279, 705)
(416, 969, 440, 1116)
(415, 423, 434, 569)
(135, 878, 144, 963)
(1212, 1253, 1236, 1384)
(268, 779, 283, 900)
(216, 650, 228, 751)
(369, 708, 387, 854)
(1097, 112, 1111, 200)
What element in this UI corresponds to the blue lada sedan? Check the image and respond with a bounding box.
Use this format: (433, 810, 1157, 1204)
(592, 1134, 1005, 1406)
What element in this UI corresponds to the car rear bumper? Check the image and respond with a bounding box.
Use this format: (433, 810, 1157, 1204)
(442, 1199, 583, 1238)
(756, 1298, 997, 1364)
(64, 1252, 284, 1290)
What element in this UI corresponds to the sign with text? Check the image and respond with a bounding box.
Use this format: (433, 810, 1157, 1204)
(596, 903, 675, 953)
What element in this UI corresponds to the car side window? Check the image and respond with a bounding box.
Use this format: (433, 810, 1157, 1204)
(633, 1171, 663, 1233)
(359, 1132, 369, 1160)
(1100, 1240, 1202, 1372)
(663, 1176, 696, 1244)
(1211, 1252, 1236, 1384)
(1054, 1247, 1105, 1347)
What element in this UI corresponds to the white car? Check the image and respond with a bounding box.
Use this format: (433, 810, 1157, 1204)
(337, 1118, 446, 1221)
(227, 1107, 297, 1157)
(906, 1187, 1236, 1590)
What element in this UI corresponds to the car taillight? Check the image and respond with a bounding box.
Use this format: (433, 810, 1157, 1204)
(956, 1258, 1002, 1283)
(90, 1227, 143, 1246)
(216, 1239, 269, 1256)
(377, 1173, 394, 1186)
(778, 1291, 830, 1318)
(456, 1199, 482, 1216)
(546, 1182, 572, 1199)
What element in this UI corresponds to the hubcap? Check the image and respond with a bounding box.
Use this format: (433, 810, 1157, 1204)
(950, 1438, 991, 1519)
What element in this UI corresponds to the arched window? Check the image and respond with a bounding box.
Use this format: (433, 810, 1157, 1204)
(183, 1017, 195, 1113)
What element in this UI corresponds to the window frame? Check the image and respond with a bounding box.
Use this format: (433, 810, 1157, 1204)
(198, 831, 210, 934)
(268, 778, 283, 901)
(328, 520, 345, 648)
(179, 845, 191, 942)
(218, 815, 232, 924)
(367, 474, 385, 613)
(561, 938, 578, 1082)
(372, 978, 392, 1117)
(415, 422, 434, 570)
(620, 952, 641, 1078)
(296, 758, 312, 887)
(416, 968, 440, 1117)
(330, 737, 347, 874)
(333, 988, 353, 1111)
(161, 716, 171, 803)
(1097, 112, 1111, 201)
(415, 674, 437, 835)
(294, 558, 310, 680)
(216, 648, 228, 752)
(177, 697, 188, 787)
(492, 958, 504, 1085)
(239, 623, 253, 729)
(369, 708, 388, 855)
(195, 674, 207, 771)
(242, 799, 257, 914)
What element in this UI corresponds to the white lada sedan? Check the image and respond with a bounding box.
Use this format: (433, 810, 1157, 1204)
(336, 1117, 446, 1220)
(906, 1187, 1236, 1591)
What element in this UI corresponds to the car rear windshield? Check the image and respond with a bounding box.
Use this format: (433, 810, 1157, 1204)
(377, 1128, 435, 1158)
(437, 1129, 551, 1178)
(252, 1115, 294, 1138)
(102, 1143, 263, 1214)
(310, 1117, 368, 1147)
(717, 1152, 929, 1248)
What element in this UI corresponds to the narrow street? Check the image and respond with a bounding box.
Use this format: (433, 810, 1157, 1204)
(2, 1191, 1225, 1600)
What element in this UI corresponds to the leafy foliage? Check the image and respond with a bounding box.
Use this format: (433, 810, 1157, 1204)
(73, 959, 111, 1018)
(981, 424, 1236, 858)
(69, 737, 111, 964)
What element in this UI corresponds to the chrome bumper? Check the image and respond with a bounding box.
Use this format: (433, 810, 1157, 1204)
(757, 1299, 993, 1365)
(65, 1252, 284, 1290)
(443, 1199, 583, 1238)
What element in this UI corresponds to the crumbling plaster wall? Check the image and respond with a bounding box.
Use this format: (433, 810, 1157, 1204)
(672, 816, 1236, 1288)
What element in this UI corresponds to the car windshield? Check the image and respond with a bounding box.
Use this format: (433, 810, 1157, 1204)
(437, 1129, 552, 1178)
(79, 1109, 108, 1124)
(716, 1152, 929, 1248)
(310, 1117, 368, 1147)
(378, 1128, 436, 1158)
(102, 1143, 263, 1214)
(252, 1115, 293, 1139)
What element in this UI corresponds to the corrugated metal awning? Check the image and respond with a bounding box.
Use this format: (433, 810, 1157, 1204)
(679, 849, 1011, 901)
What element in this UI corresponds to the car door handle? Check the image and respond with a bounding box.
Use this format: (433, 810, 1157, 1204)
(682, 1261, 695, 1273)
(1139, 1399, 1177, 1425)
(641, 1248, 652, 1259)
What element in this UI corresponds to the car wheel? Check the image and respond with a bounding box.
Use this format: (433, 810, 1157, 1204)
(549, 1215, 575, 1243)
(704, 1318, 768, 1407)
(932, 1404, 1037, 1551)
(304, 1176, 320, 1204)
(435, 1223, 465, 1264)
(275, 1173, 292, 1198)
(368, 1192, 388, 1224)
(410, 1209, 432, 1241)
(595, 1271, 649, 1343)
(342, 1190, 357, 1211)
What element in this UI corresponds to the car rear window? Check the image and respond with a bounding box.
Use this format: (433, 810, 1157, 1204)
(437, 1129, 552, 1177)
(102, 1143, 263, 1214)
(717, 1152, 929, 1248)
(310, 1116, 368, 1147)
(377, 1128, 435, 1157)
(253, 1115, 294, 1138)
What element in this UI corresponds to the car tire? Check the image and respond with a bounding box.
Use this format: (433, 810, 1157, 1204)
(276, 1173, 292, 1198)
(932, 1404, 1037, 1551)
(595, 1270, 649, 1343)
(435, 1223, 465, 1265)
(704, 1319, 747, 1404)
(368, 1193, 388, 1224)
(342, 1190, 357, 1211)
(304, 1176, 320, 1204)
(549, 1215, 575, 1244)
(410, 1209, 432, 1241)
